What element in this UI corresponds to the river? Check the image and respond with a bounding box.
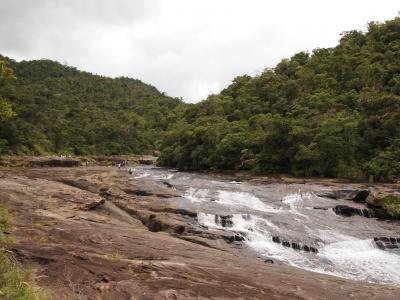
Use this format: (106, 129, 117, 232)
(130, 165, 400, 285)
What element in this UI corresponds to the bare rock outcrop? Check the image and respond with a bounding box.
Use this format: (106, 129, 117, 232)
(0, 166, 399, 299)
(315, 189, 370, 203)
(374, 237, 400, 250)
(316, 188, 400, 220)
(333, 205, 375, 218)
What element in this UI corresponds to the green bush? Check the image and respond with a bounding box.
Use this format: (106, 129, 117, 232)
(0, 205, 50, 300)
(0, 254, 50, 300)
(382, 196, 400, 219)
(363, 147, 400, 182)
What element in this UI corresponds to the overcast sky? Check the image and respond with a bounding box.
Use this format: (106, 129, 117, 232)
(0, 1, 398, 102)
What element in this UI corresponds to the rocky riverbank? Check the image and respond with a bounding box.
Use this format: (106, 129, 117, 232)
(202, 170, 400, 220)
(0, 154, 157, 168)
(0, 162, 399, 299)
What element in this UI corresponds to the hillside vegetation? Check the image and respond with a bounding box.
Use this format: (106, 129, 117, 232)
(158, 17, 400, 182)
(1, 17, 400, 182)
(0, 56, 183, 155)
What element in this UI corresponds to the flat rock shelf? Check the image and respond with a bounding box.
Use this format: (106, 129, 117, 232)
(0, 164, 399, 299)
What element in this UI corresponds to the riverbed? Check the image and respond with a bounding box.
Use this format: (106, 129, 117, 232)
(131, 165, 400, 285)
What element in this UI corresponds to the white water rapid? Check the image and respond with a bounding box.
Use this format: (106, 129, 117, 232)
(131, 166, 400, 285)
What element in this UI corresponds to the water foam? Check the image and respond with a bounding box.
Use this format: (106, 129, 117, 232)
(197, 213, 221, 229)
(184, 189, 276, 213)
(176, 171, 400, 284)
(281, 192, 313, 218)
(197, 213, 278, 233)
(132, 173, 150, 179)
(184, 188, 213, 203)
(318, 233, 400, 283)
(152, 174, 174, 180)
(197, 212, 400, 284)
(197, 213, 307, 264)
(217, 190, 276, 213)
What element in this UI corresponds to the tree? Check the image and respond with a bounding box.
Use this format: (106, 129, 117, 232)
(158, 16, 400, 182)
(0, 60, 16, 121)
(0, 56, 183, 155)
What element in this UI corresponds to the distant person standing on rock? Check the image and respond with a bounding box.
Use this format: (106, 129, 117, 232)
(129, 168, 133, 175)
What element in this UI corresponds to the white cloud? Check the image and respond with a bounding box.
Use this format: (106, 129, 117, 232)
(0, 0, 398, 102)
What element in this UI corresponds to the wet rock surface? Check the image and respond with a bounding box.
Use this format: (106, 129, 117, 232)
(272, 236, 319, 254)
(374, 237, 400, 250)
(315, 188, 400, 220)
(333, 205, 375, 218)
(215, 215, 234, 227)
(315, 189, 370, 203)
(0, 166, 399, 299)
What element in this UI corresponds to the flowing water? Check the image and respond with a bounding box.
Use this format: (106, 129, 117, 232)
(131, 166, 400, 285)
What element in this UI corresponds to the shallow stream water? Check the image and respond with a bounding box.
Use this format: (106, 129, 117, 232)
(131, 166, 400, 285)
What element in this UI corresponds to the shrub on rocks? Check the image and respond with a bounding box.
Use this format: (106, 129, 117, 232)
(382, 196, 400, 219)
(0, 205, 50, 299)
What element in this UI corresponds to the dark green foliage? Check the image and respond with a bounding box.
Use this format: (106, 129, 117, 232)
(159, 17, 400, 182)
(1, 17, 399, 182)
(0, 60, 17, 122)
(0, 57, 183, 155)
(381, 195, 400, 218)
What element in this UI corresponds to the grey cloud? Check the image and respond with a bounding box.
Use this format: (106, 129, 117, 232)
(0, 0, 157, 55)
(0, 0, 399, 102)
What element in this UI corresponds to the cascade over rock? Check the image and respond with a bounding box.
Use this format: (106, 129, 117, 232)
(333, 205, 375, 218)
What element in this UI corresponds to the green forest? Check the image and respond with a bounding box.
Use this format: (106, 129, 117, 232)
(1, 17, 400, 182)
(0, 56, 183, 155)
(159, 17, 400, 182)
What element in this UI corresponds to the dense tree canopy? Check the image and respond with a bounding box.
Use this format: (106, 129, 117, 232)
(1, 17, 399, 182)
(0, 60, 16, 121)
(158, 17, 400, 182)
(0, 56, 184, 155)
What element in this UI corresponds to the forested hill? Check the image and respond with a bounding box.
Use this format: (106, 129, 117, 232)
(158, 17, 400, 182)
(1, 17, 399, 182)
(0, 56, 184, 155)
